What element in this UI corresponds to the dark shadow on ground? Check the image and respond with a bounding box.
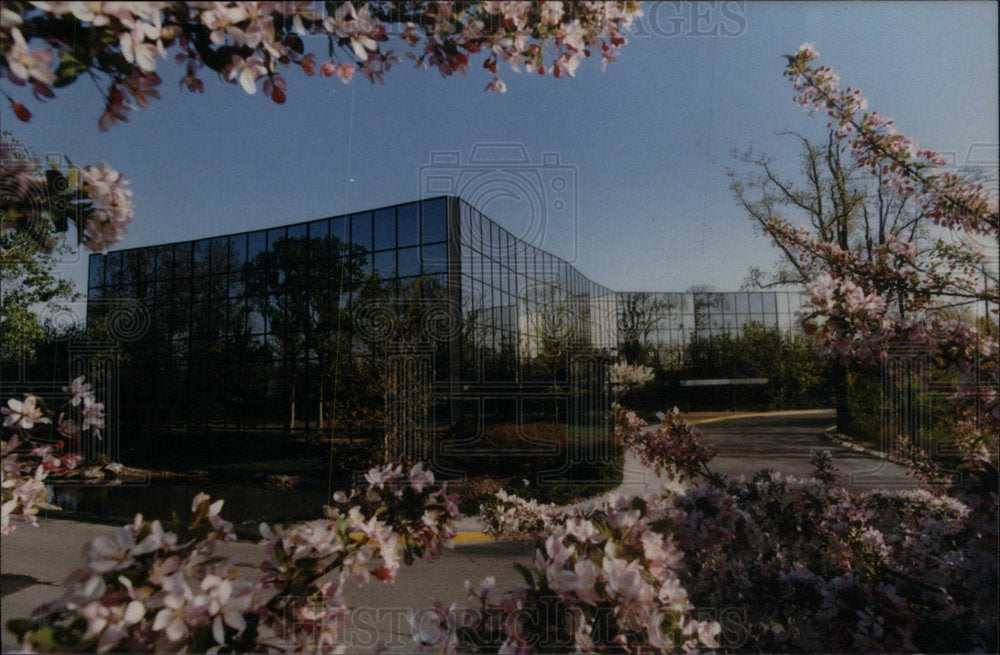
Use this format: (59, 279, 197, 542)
(1, 574, 54, 597)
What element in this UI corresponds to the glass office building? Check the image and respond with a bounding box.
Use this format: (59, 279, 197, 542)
(87, 196, 807, 468)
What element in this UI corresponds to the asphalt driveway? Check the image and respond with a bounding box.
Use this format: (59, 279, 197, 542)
(695, 410, 918, 493)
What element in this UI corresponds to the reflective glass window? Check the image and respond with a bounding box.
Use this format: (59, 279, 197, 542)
(170, 304, 190, 340)
(228, 272, 244, 298)
(421, 243, 447, 274)
(308, 219, 328, 241)
(397, 203, 420, 247)
(88, 255, 105, 288)
(374, 250, 396, 278)
(330, 217, 348, 242)
(248, 310, 265, 335)
(775, 293, 788, 315)
(762, 293, 777, 314)
(105, 251, 123, 289)
(374, 208, 396, 251)
(397, 247, 421, 277)
(209, 274, 227, 299)
(348, 253, 372, 279)
(194, 238, 211, 262)
(211, 237, 228, 272)
(172, 243, 192, 279)
(248, 231, 266, 260)
(351, 212, 372, 251)
(229, 234, 247, 266)
(267, 228, 286, 251)
(151, 245, 169, 278)
(192, 301, 212, 332)
(422, 198, 447, 243)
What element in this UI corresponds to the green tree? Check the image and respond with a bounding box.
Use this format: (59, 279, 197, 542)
(1, 134, 78, 368)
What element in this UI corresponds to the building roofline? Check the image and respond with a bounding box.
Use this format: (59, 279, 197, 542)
(90, 195, 456, 257)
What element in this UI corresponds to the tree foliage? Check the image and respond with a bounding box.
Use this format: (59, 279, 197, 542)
(0, 133, 78, 365)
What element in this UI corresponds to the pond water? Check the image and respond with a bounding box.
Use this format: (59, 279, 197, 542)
(50, 481, 333, 525)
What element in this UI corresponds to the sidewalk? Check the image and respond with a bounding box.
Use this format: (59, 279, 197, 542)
(0, 517, 534, 653)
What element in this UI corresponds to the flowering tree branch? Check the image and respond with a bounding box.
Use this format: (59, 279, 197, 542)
(2, 137, 134, 253)
(1, 1, 643, 130)
(6, 458, 460, 653)
(3, 39, 997, 655)
(1, 377, 110, 535)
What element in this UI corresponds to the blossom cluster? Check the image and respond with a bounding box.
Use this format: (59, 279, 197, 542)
(800, 272, 890, 363)
(9, 461, 461, 654)
(1, 2, 643, 130)
(603, 414, 995, 651)
(79, 162, 135, 253)
(260, 462, 459, 591)
(458, 404, 996, 653)
(1, 377, 113, 535)
(761, 213, 988, 326)
(1, 139, 134, 253)
(799, 271, 999, 428)
(8, 494, 263, 653)
(437, 490, 722, 654)
(608, 360, 655, 391)
(614, 405, 718, 482)
(478, 488, 570, 539)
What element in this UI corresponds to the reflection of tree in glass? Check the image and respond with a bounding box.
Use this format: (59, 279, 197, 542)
(682, 321, 830, 408)
(242, 234, 367, 431)
(520, 279, 576, 382)
(349, 274, 452, 462)
(688, 284, 727, 339)
(617, 292, 677, 366)
(517, 279, 597, 425)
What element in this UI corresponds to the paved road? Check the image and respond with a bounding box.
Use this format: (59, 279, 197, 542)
(1, 410, 918, 652)
(575, 410, 918, 509)
(695, 410, 918, 494)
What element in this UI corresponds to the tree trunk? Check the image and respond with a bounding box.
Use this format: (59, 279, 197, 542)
(318, 374, 325, 431)
(288, 375, 296, 432)
(833, 361, 852, 435)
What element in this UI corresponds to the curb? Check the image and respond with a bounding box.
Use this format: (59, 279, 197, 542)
(821, 427, 910, 466)
(691, 408, 834, 426)
(452, 532, 495, 544)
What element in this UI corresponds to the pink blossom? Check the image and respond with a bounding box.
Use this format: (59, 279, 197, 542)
(408, 462, 434, 493)
(4, 27, 55, 84)
(2, 396, 50, 430)
(226, 54, 268, 94)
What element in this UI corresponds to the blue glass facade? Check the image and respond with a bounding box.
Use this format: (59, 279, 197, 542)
(87, 196, 808, 471)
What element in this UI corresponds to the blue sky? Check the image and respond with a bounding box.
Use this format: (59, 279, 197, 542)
(5, 1, 998, 298)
